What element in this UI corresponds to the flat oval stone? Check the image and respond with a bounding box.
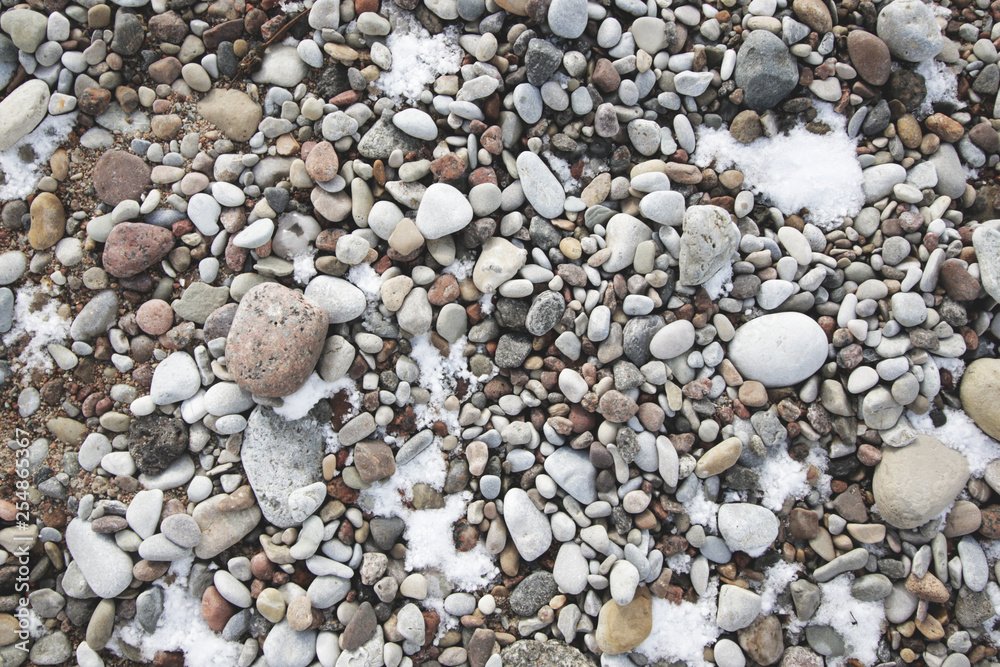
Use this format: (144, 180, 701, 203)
(727, 312, 828, 387)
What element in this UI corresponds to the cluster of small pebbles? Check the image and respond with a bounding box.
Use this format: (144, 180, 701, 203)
(6, 0, 1000, 664)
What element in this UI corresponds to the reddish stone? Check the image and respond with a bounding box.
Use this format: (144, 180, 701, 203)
(136, 299, 175, 335)
(940, 258, 981, 300)
(431, 153, 466, 182)
(467, 167, 497, 186)
(102, 222, 175, 278)
(79, 87, 111, 116)
(203, 19, 245, 49)
(330, 90, 360, 106)
(226, 283, 329, 397)
(305, 141, 340, 182)
(427, 274, 460, 305)
(592, 58, 620, 93)
(201, 586, 235, 633)
(480, 126, 503, 154)
(148, 57, 182, 84)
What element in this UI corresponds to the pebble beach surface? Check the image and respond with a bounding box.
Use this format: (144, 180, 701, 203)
(4, 0, 1000, 665)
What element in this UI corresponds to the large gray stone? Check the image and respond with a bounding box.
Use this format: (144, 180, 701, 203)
(65, 518, 134, 598)
(876, 0, 942, 62)
(727, 312, 829, 387)
(734, 30, 799, 111)
(241, 404, 330, 528)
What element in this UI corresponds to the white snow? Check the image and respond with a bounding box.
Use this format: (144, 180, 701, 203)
(757, 560, 802, 615)
(636, 579, 720, 667)
(908, 406, 1000, 477)
(292, 248, 317, 285)
(700, 263, 733, 301)
(408, 333, 491, 432)
(681, 482, 719, 531)
(347, 262, 384, 332)
(358, 440, 498, 592)
(443, 257, 475, 281)
(3, 283, 72, 376)
(272, 372, 358, 421)
(806, 574, 886, 667)
(916, 59, 962, 118)
(693, 103, 864, 229)
(113, 558, 244, 667)
(756, 442, 811, 512)
(0, 112, 77, 202)
(375, 3, 464, 103)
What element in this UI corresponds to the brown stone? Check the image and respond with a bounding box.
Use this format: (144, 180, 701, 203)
(905, 572, 950, 603)
(93, 149, 152, 206)
(847, 31, 891, 86)
(595, 586, 652, 655)
(201, 586, 235, 633)
(925, 113, 965, 143)
(738, 615, 784, 666)
(353, 440, 396, 484)
(792, 0, 832, 33)
(28, 192, 65, 250)
(939, 258, 981, 300)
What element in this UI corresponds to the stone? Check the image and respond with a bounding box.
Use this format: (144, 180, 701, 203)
(92, 149, 152, 207)
(71, 290, 119, 340)
(102, 222, 174, 278)
(501, 640, 594, 667)
(415, 182, 474, 239)
(242, 404, 329, 528)
(65, 518, 134, 598)
(128, 415, 188, 475)
(877, 0, 942, 62)
(227, 283, 328, 397)
(548, 0, 587, 38)
(0, 79, 49, 151)
(974, 227, 1000, 303)
(679, 205, 740, 285)
(543, 447, 597, 504)
(718, 503, 779, 557)
(517, 151, 565, 219)
(193, 491, 262, 559)
(728, 313, 828, 387)
(734, 30, 799, 111)
(197, 89, 262, 142)
(873, 435, 969, 529)
(474, 237, 528, 293)
(28, 193, 64, 250)
(354, 441, 396, 483)
(504, 488, 552, 561)
(150, 351, 201, 406)
(595, 587, 652, 655)
(962, 359, 1000, 440)
(510, 572, 558, 615)
(604, 213, 653, 272)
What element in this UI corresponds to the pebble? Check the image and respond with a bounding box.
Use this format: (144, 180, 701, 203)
(727, 313, 829, 387)
(873, 435, 970, 529)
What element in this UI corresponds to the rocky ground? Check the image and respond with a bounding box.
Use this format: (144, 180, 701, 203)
(3, 0, 1000, 664)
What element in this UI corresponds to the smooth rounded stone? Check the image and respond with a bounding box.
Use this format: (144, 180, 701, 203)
(675, 71, 714, 97)
(695, 437, 743, 478)
(227, 283, 328, 397)
(415, 183, 474, 239)
(392, 108, 437, 141)
(304, 276, 366, 324)
(548, 0, 587, 38)
(890, 291, 927, 327)
(0, 251, 27, 285)
(233, 218, 274, 248)
(717, 504, 779, 557)
(543, 446, 596, 504)
(368, 201, 404, 240)
(595, 587, 652, 656)
(973, 227, 1000, 304)
(212, 181, 246, 208)
(198, 89, 262, 142)
(728, 312, 828, 387)
(93, 149, 152, 206)
(847, 31, 891, 86)
(513, 83, 544, 123)
(604, 213, 653, 272)
(679, 205, 740, 285)
(517, 151, 565, 219)
(150, 352, 201, 405)
(717, 584, 762, 632)
(873, 435, 969, 530)
(877, 0, 942, 62)
(0, 78, 48, 151)
(852, 574, 893, 601)
(503, 488, 552, 561)
(628, 120, 660, 156)
(243, 404, 329, 528)
(961, 359, 1000, 440)
(474, 237, 528, 293)
(262, 620, 317, 667)
(649, 319, 695, 359)
(958, 536, 988, 592)
(65, 518, 133, 598)
(846, 366, 879, 394)
(251, 44, 309, 87)
(861, 386, 903, 429)
(929, 143, 967, 199)
(609, 560, 640, 606)
(734, 30, 798, 111)
(138, 533, 191, 561)
(714, 639, 746, 667)
(553, 542, 588, 595)
(640, 190, 685, 226)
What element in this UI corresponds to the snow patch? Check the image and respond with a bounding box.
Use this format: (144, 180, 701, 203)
(375, 4, 464, 104)
(0, 112, 77, 202)
(113, 558, 244, 667)
(272, 373, 358, 421)
(3, 283, 71, 376)
(408, 333, 491, 432)
(636, 579, 720, 667)
(916, 59, 962, 118)
(757, 560, 802, 615)
(693, 103, 863, 229)
(757, 442, 811, 512)
(908, 406, 1000, 477)
(806, 574, 886, 667)
(292, 248, 317, 285)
